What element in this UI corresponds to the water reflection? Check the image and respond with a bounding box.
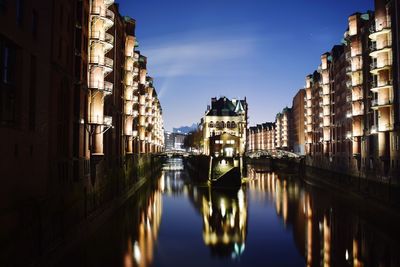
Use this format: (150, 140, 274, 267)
(58, 159, 400, 267)
(123, 184, 162, 267)
(200, 187, 247, 259)
(246, 164, 400, 267)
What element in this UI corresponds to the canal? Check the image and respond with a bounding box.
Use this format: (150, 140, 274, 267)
(57, 158, 400, 267)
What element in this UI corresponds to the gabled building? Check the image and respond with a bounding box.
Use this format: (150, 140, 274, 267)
(202, 96, 247, 157)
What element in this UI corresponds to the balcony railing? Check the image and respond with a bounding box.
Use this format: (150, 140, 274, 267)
(88, 80, 113, 94)
(104, 0, 115, 7)
(369, 21, 391, 34)
(88, 115, 113, 126)
(89, 56, 113, 69)
(91, 6, 115, 21)
(90, 31, 114, 45)
(370, 40, 391, 52)
(380, 123, 393, 131)
(371, 98, 392, 107)
(370, 59, 392, 70)
(370, 80, 393, 90)
(352, 95, 363, 102)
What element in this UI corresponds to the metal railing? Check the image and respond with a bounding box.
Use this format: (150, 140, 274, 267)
(89, 55, 113, 68)
(90, 31, 114, 45)
(370, 80, 393, 89)
(88, 115, 113, 126)
(371, 98, 392, 107)
(91, 6, 115, 21)
(370, 59, 392, 70)
(88, 80, 113, 94)
(369, 21, 391, 33)
(370, 40, 391, 52)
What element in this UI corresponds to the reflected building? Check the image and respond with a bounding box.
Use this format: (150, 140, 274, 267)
(246, 165, 400, 266)
(186, 185, 248, 259)
(123, 178, 162, 267)
(201, 188, 248, 259)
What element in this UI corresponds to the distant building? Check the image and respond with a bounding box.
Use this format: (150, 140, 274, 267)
(275, 107, 293, 151)
(164, 131, 174, 150)
(202, 97, 248, 157)
(248, 123, 276, 151)
(164, 131, 187, 151)
(292, 89, 305, 155)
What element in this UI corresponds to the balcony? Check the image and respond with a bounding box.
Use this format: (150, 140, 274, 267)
(371, 97, 393, 109)
(352, 95, 363, 102)
(352, 109, 364, 117)
(370, 59, 392, 74)
(89, 55, 113, 72)
(379, 123, 393, 132)
(88, 115, 113, 126)
(370, 80, 393, 92)
(369, 22, 391, 40)
(104, 0, 115, 7)
(369, 40, 392, 57)
(91, 6, 115, 29)
(88, 80, 113, 95)
(90, 31, 114, 52)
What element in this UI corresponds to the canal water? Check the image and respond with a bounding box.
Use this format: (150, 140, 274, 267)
(59, 158, 400, 267)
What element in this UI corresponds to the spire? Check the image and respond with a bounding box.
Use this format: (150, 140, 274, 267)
(235, 100, 245, 114)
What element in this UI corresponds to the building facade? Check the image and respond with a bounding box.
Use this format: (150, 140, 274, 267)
(275, 107, 293, 151)
(248, 123, 276, 151)
(202, 97, 247, 157)
(295, 0, 400, 180)
(292, 89, 305, 155)
(0, 0, 164, 260)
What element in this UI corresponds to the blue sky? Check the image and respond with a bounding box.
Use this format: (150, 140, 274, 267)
(116, 0, 373, 131)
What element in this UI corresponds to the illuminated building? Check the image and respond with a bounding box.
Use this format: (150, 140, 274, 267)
(202, 97, 248, 157)
(299, 2, 400, 178)
(0, 0, 164, 257)
(292, 89, 306, 155)
(368, 0, 398, 177)
(248, 123, 276, 151)
(275, 107, 292, 151)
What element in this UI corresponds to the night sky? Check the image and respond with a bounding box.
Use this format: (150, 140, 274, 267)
(116, 0, 374, 131)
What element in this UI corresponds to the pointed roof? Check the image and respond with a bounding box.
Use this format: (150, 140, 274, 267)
(234, 100, 245, 114)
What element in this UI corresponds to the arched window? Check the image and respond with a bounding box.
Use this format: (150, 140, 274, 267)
(227, 121, 231, 128)
(209, 121, 214, 128)
(231, 122, 236, 128)
(216, 121, 221, 128)
(221, 121, 225, 128)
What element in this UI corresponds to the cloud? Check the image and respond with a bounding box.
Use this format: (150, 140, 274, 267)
(136, 26, 259, 99)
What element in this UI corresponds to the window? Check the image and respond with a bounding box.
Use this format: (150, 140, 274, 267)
(209, 121, 214, 128)
(231, 122, 236, 128)
(227, 121, 231, 128)
(29, 55, 36, 130)
(0, 40, 17, 125)
(32, 10, 38, 39)
(0, 0, 6, 14)
(1, 43, 16, 85)
(16, 0, 24, 26)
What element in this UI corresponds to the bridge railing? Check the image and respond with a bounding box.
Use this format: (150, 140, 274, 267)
(245, 149, 301, 159)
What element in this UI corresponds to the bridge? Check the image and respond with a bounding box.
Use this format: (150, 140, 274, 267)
(245, 149, 302, 159)
(159, 150, 194, 158)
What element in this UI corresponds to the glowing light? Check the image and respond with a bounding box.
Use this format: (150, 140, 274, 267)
(220, 199, 226, 217)
(345, 249, 349, 260)
(133, 241, 141, 264)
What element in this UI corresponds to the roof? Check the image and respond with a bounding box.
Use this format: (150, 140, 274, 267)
(206, 97, 246, 117)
